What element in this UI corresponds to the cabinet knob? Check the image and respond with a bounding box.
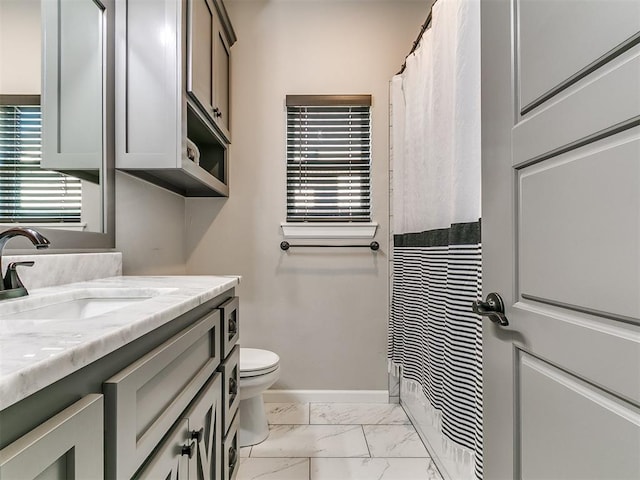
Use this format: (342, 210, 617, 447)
(213, 108, 223, 118)
(190, 428, 203, 443)
(181, 441, 195, 458)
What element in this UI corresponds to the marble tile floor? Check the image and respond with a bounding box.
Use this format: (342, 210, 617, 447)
(238, 402, 444, 480)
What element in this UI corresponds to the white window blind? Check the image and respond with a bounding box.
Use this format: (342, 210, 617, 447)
(0, 102, 82, 224)
(286, 95, 372, 222)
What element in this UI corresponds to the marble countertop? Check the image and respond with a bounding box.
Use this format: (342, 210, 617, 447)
(0, 275, 239, 410)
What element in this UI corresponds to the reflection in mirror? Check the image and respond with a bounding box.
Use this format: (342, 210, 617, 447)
(0, 0, 114, 248)
(41, 0, 103, 180)
(1, 96, 101, 232)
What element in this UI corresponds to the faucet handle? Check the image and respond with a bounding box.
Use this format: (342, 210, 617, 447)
(4, 261, 35, 290)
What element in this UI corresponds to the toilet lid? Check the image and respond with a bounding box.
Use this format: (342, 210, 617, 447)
(240, 348, 280, 376)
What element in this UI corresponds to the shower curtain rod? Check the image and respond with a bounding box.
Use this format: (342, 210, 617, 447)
(397, 0, 437, 75)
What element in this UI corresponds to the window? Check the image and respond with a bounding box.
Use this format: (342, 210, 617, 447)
(286, 95, 372, 222)
(0, 98, 82, 224)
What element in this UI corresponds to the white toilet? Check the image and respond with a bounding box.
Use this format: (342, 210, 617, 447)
(239, 348, 280, 447)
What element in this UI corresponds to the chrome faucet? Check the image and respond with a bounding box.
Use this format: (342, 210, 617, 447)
(0, 227, 50, 300)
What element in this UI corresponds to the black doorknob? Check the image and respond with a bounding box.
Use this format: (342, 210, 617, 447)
(472, 293, 509, 326)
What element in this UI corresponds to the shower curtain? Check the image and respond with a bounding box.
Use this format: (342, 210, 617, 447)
(388, 0, 482, 478)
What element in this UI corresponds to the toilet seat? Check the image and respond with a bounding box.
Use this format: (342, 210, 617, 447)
(240, 348, 280, 378)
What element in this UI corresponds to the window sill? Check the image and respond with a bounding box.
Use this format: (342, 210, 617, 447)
(0, 222, 87, 232)
(280, 222, 378, 239)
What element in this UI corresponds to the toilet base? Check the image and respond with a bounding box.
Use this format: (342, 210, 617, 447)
(239, 394, 270, 447)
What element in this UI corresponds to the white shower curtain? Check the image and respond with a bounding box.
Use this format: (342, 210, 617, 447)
(389, 0, 482, 478)
(393, 0, 480, 233)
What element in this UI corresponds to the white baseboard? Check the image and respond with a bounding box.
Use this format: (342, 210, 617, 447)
(263, 389, 389, 403)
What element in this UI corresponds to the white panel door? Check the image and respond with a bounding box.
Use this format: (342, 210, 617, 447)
(481, 1, 640, 478)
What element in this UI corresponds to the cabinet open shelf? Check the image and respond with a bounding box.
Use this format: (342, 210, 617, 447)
(187, 102, 228, 190)
(117, 102, 229, 197)
(131, 102, 229, 197)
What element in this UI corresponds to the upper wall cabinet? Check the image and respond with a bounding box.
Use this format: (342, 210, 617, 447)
(188, 0, 232, 141)
(115, 0, 236, 197)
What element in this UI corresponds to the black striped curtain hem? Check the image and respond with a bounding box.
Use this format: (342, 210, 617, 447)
(389, 220, 483, 479)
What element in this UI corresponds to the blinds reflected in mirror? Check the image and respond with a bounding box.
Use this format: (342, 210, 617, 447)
(286, 95, 372, 222)
(0, 104, 82, 224)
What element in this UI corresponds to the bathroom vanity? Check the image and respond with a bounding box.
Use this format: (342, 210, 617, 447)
(0, 276, 240, 480)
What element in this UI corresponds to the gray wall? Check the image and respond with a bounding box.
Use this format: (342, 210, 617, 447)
(185, 0, 427, 390)
(116, 172, 187, 275)
(0, 0, 41, 94)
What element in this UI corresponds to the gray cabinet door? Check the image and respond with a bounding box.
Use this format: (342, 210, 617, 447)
(213, 12, 231, 139)
(0, 394, 103, 480)
(115, 0, 181, 169)
(187, 0, 216, 120)
(187, 0, 231, 142)
(481, 1, 640, 479)
(185, 372, 223, 480)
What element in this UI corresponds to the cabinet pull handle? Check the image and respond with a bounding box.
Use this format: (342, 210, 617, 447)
(181, 441, 196, 458)
(213, 108, 222, 118)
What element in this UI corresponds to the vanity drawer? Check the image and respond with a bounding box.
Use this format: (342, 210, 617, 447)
(104, 310, 222, 480)
(219, 344, 240, 434)
(219, 296, 239, 358)
(222, 412, 240, 480)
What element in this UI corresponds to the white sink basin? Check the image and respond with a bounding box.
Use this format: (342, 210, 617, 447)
(0, 288, 174, 321)
(4, 297, 150, 320)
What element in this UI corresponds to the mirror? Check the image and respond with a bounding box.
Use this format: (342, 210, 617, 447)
(0, 0, 114, 249)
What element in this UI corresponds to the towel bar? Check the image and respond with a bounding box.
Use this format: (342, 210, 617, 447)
(280, 241, 379, 251)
